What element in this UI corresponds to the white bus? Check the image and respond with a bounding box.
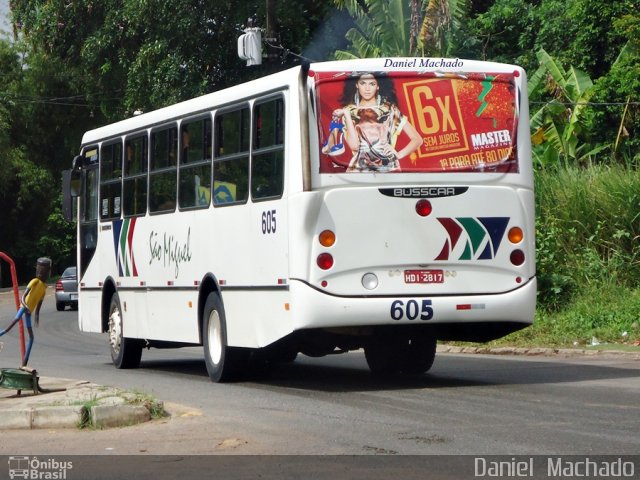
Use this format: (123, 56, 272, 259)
(64, 58, 536, 382)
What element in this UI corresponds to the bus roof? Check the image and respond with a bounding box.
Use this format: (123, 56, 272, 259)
(81, 57, 524, 146)
(308, 57, 523, 75)
(81, 66, 302, 146)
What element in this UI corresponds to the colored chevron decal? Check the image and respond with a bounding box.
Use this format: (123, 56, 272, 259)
(112, 218, 138, 277)
(435, 217, 509, 261)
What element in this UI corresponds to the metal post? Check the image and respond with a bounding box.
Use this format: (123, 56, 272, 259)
(0, 252, 26, 363)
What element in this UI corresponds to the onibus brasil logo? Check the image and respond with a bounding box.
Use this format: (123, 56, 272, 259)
(8, 456, 72, 479)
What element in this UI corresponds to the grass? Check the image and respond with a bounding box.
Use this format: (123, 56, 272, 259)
(71, 389, 167, 429)
(493, 164, 640, 348)
(493, 284, 640, 348)
(126, 390, 168, 420)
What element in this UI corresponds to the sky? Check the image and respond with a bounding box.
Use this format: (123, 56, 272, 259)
(0, 0, 10, 38)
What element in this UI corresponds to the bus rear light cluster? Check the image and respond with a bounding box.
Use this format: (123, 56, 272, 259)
(317, 229, 336, 271)
(508, 226, 525, 266)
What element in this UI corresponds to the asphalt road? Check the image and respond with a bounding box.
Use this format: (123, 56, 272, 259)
(1, 290, 640, 457)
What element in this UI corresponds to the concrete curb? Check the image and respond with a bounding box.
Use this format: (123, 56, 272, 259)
(437, 344, 640, 360)
(90, 404, 152, 429)
(0, 405, 86, 430)
(0, 379, 164, 430)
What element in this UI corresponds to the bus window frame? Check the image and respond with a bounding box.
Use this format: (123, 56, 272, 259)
(212, 104, 251, 208)
(178, 114, 213, 211)
(99, 139, 124, 221)
(149, 123, 179, 215)
(80, 145, 99, 224)
(123, 132, 149, 218)
(251, 94, 286, 203)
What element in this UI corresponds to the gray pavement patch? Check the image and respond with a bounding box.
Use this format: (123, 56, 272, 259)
(1, 345, 636, 431)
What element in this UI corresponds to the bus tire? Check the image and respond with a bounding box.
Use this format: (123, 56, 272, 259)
(400, 336, 437, 375)
(364, 335, 402, 375)
(203, 292, 248, 382)
(108, 292, 143, 369)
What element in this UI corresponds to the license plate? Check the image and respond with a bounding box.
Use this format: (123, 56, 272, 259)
(404, 269, 444, 284)
(70, 294, 78, 300)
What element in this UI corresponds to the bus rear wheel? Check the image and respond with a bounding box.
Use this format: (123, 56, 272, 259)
(364, 335, 403, 375)
(365, 333, 437, 376)
(203, 292, 248, 382)
(399, 336, 437, 374)
(108, 292, 143, 369)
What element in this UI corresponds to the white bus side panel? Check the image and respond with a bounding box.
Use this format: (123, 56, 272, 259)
(221, 289, 294, 348)
(145, 290, 200, 344)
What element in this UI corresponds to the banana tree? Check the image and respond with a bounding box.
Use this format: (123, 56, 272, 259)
(334, 0, 466, 59)
(419, 0, 466, 56)
(528, 49, 609, 168)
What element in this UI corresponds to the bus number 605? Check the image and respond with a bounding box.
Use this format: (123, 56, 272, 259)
(262, 209, 277, 234)
(390, 299, 434, 321)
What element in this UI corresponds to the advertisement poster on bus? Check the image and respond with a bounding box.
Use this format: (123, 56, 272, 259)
(314, 70, 519, 174)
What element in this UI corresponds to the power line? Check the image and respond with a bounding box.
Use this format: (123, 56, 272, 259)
(0, 90, 123, 107)
(531, 101, 640, 106)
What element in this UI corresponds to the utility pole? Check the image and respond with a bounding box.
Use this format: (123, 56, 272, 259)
(237, 0, 278, 66)
(264, 0, 278, 61)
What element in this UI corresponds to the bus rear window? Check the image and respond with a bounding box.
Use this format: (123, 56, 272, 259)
(314, 71, 518, 174)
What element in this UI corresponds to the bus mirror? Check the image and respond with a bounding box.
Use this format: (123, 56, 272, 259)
(62, 168, 82, 222)
(72, 155, 83, 170)
(70, 171, 82, 197)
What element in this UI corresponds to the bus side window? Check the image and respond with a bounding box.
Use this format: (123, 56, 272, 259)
(123, 134, 148, 217)
(100, 141, 123, 220)
(179, 117, 212, 209)
(150, 125, 178, 213)
(252, 97, 284, 200)
(213, 107, 250, 206)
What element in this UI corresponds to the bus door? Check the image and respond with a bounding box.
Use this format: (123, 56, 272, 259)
(77, 147, 99, 280)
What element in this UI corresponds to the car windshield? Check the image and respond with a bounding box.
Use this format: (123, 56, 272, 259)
(62, 267, 77, 278)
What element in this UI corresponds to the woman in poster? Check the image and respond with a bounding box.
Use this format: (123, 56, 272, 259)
(330, 73, 422, 172)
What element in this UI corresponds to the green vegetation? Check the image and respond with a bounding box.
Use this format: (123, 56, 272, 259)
(513, 165, 640, 347)
(74, 389, 167, 430)
(127, 389, 168, 420)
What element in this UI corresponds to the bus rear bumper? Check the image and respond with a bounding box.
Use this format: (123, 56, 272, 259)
(289, 277, 536, 342)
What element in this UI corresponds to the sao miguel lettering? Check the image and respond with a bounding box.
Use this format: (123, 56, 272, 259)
(149, 228, 193, 278)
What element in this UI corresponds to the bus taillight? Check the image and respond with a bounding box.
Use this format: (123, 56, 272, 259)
(317, 253, 334, 270)
(508, 227, 523, 244)
(319, 230, 336, 247)
(510, 249, 525, 266)
(415, 199, 432, 217)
